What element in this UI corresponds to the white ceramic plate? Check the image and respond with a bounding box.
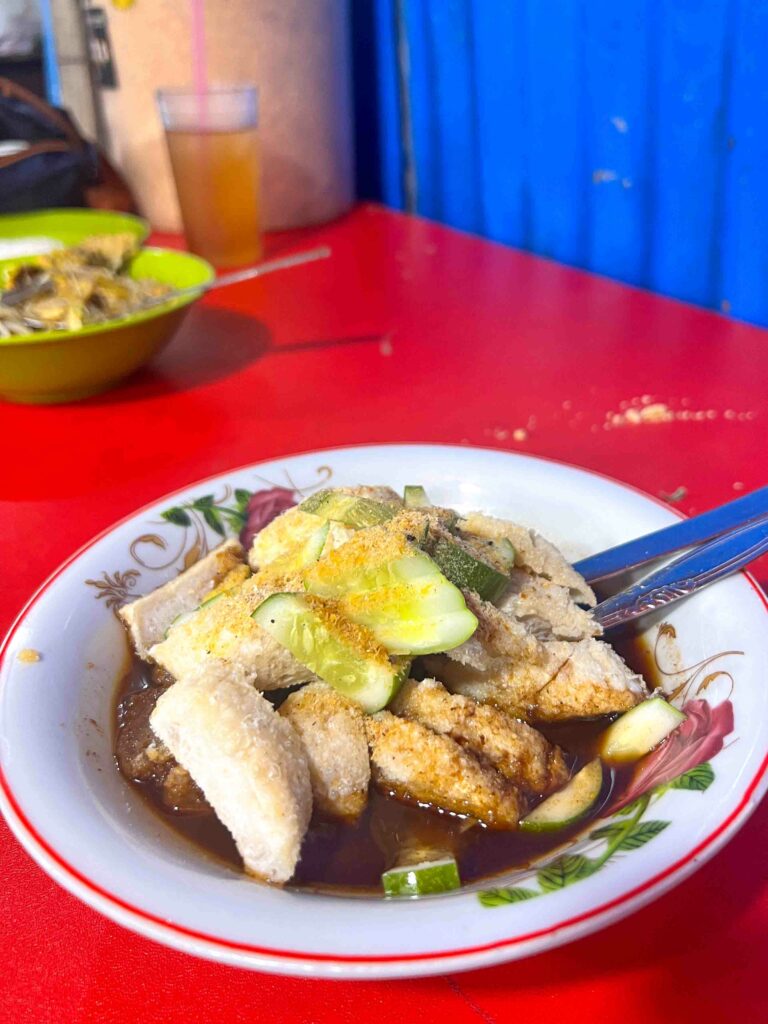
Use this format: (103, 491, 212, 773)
(1, 445, 766, 979)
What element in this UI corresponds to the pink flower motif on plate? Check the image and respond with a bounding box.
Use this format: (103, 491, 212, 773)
(240, 487, 296, 549)
(610, 699, 734, 812)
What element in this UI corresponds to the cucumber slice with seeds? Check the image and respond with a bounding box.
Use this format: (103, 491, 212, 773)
(382, 857, 460, 897)
(304, 535, 478, 655)
(429, 537, 509, 603)
(265, 521, 330, 575)
(599, 697, 686, 763)
(250, 507, 325, 568)
(337, 573, 478, 655)
(299, 490, 396, 528)
(403, 485, 432, 508)
(520, 760, 603, 832)
(252, 593, 408, 712)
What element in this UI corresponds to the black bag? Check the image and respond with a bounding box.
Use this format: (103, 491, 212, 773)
(0, 76, 134, 214)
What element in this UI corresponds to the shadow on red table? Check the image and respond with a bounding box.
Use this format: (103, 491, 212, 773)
(84, 306, 386, 405)
(99, 307, 273, 402)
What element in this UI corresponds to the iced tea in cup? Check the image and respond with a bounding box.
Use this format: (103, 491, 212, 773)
(158, 86, 262, 267)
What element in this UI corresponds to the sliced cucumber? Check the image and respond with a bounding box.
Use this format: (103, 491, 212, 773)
(265, 521, 330, 576)
(494, 537, 516, 572)
(299, 490, 396, 528)
(429, 537, 509, 603)
(252, 593, 407, 712)
(304, 526, 416, 596)
(403, 485, 432, 508)
(305, 536, 478, 655)
(337, 570, 478, 655)
(382, 857, 460, 897)
(250, 507, 327, 568)
(165, 578, 244, 637)
(301, 521, 331, 563)
(163, 607, 198, 638)
(599, 697, 686, 763)
(520, 759, 603, 832)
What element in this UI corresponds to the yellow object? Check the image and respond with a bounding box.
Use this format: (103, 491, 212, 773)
(0, 248, 214, 404)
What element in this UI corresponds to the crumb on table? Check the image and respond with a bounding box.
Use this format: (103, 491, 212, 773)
(17, 648, 41, 664)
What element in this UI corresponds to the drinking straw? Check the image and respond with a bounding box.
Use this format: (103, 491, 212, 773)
(190, 0, 208, 127)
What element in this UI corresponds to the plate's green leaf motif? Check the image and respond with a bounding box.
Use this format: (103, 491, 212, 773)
(537, 854, 595, 892)
(192, 495, 215, 509)
(235, 488, 253, 510)
(616, 820, 669, 850)
(202, 506, 225, 536)
(592, 819, 668, 850)
(670, 762, 714, 792)
(478, 887, 539, 907)
(161, 507, 191, 527)
(220, 507, 248, 529)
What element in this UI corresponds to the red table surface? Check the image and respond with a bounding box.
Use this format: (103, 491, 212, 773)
(1, 205, 766, 1023)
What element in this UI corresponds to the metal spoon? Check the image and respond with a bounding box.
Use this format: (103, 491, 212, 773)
(156, 245, 332, 307)
(593, 512, 768, 629)
(575, 484, 768, 583)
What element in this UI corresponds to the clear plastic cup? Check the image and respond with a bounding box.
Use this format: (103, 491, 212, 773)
(157, 86, 262, 268)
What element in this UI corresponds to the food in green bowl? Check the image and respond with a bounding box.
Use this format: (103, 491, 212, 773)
(0, 242, 214, 404)
(0, 233, 173, 337)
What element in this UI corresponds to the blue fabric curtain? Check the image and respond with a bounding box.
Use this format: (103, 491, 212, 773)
(352, 0, 768, 327)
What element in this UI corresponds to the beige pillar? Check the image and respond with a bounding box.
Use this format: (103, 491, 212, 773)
(49, 0, 100, 141)
(92, 0, 354, 232)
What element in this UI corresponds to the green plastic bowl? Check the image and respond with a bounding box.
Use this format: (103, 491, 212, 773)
(0, 247, 214, 404)
(0, 209, 149, 252)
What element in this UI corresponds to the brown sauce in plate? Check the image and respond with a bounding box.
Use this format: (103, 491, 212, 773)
(113, 635, 653, 895)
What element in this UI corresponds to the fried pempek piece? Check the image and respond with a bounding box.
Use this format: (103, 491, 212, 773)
(457, 511, 596, 606)
(279, 682, 371, 820)
(391, 678, 568, 797)
(149, 574, 316, 691)
(365, 711, 522, 828)
(119, 539, 245, 659)
(151, 676, 312, 884)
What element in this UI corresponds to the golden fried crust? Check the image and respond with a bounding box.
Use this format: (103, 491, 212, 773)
(430, 636, 646, 722)
(391, 679, 568, 796)
(535, 639, 647, 720)
(499, 570, 601, 641)
(119, 539, 245, 659)
(461, 590, 543, 663)
(365, 711, 521, 828)
(458, 511, 596, 605)
(205, 563, 252, 602)
(279, 683, 370, 819)
(149, 575, 315, 690)
(151, 677, 312, 884)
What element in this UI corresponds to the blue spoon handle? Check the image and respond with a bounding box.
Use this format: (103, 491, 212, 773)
(593, 513, 768, 630)
(574, 485, 768, 584)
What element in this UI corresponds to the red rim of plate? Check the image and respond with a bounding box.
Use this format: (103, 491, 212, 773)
(1, 444, 767, 969)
